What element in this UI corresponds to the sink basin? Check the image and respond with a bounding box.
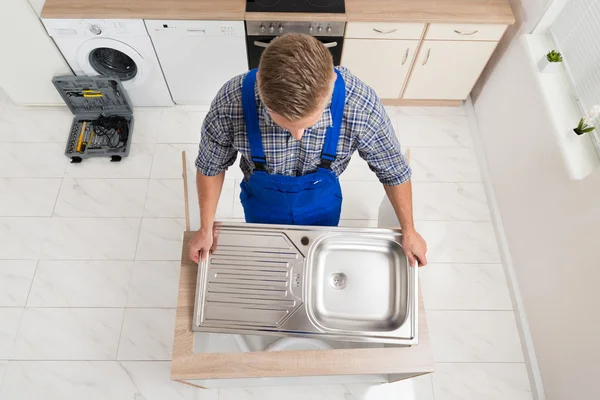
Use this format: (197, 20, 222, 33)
(193, 223, 418, 345)
(306, 234, 408, 333)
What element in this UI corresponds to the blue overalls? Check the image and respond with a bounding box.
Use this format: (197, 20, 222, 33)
(240, 68, 346, 226)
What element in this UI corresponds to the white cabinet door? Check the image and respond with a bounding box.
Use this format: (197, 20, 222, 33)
(342, 39, 419, 99)
(403, 40, 498, 100)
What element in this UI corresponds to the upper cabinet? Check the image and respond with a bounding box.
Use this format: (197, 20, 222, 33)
(342, 22, 425, 99)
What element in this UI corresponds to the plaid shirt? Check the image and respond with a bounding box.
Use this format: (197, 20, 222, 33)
(196, 67, 411, 186)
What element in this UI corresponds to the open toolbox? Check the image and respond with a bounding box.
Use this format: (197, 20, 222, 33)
(53, 76, 135, 163)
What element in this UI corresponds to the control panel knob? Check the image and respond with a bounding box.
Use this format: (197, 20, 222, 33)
(269, 24, 275, 33)
(89, 25, 102, 35)
(278, 25, 284, 34)
(326, 26, 332, 33)
(259, 24, 266, 33)
(308, 25, 314, 33)
(317, 26, 323, 33)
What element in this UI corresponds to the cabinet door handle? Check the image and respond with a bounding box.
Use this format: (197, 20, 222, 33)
(323, 42, 338, 48)
(373, 28, 398, 34)
(453, 29, 479, 36)
(422, 48, 431, 65)
(401, 48, 409, 65)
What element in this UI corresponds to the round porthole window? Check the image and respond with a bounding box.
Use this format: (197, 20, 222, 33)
(89, 47, 138, 81)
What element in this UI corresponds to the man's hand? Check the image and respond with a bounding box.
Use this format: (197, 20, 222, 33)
(402, 230, 428, 267)
(189, 228, 213, 264)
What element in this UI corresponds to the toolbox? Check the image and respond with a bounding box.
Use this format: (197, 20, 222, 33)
(53, 76, 135, 163)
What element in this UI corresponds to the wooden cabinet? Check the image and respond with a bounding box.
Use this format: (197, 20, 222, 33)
(342, 39, 419, 98)
(403, 40, 498, 100)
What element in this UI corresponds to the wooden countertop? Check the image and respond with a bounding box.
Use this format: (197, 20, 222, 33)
(41, 0, 246, 20)
(42, 0, 514, 25)
(171, 231, 434, 381)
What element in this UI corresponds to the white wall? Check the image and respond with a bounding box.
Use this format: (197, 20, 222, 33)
(472, 1, 600, 399)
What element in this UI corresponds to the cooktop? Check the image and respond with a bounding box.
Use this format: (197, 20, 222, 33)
(246, 0, 345, 14)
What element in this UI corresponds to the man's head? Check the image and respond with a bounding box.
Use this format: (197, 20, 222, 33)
(257, 34, 335, 140)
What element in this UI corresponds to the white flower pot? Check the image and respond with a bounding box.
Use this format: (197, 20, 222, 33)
(538, 57, 562, 73)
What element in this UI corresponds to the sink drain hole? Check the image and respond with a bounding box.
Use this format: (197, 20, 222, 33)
(329, 272, 347, 290)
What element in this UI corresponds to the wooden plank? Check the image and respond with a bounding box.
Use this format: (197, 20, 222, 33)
(172, 231, 434, 381)
(245, 12, 347, 22)
(42, 0, 245, 20)
(345, 0, 515, 24)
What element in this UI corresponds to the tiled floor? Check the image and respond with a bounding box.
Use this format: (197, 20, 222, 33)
(0, 92, 533, 399)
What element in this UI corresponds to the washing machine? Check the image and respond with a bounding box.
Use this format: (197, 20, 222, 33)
(146, 20, 248, 105)
(42, 19, 173, 107)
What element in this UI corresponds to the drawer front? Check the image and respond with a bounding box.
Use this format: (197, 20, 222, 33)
(426, 23, 507, 41)
(346, 22, 425, 40)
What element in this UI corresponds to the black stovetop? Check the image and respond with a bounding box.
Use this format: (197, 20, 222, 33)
(246, 0, 345, 14)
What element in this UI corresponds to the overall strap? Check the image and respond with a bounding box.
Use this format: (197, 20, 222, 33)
(241, 69, 267, 171)
(320, 69, 346, 169)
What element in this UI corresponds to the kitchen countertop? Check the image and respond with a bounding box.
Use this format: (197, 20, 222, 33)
(42, 0, 514, 24)
(171, 231, 434, 381)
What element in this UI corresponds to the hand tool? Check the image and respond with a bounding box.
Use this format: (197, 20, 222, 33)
(76, 121, 86, 153)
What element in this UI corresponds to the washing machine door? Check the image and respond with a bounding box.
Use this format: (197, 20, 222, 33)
(76, 38, 148, 88)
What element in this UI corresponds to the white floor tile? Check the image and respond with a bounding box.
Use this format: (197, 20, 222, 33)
(144, 178, 186, 218)
(117, 308, 175, 361)
(0, 361, 6, 391)
(0, 143, 67, 177)
(416, 221, 501, 263)
(158, 109, 206, 143)
(218, 385, 329, 400)
(413, 183, 490, 221)
(397, 114, 472, 148)
(54, 178, 148, 217)
(0, 361, 202, 400)
(127, 261, 180, 307)
(64, 143, 155, 178)
(0, 218, 141, 260)
(151, 143, 199, 179)
(340, 155, 376, 181)
(433, 363, 533, 400)
(0, 178, 61, 216)
(135, 218, 185, 260)
(0, 308, 23, 359)
(189, 179, 236, 229)
(428, 311, 524, 362)
(420, 263, 513, 310)
(13, 308, 124, 360)
(410, 148, 481, 182)
(131, 108, 163, 143)
(340, 181, 386, 220)
(0, 106, 72, 143)
(27, 261, 133, 307)
(41, 218, 141, 260)
(0, 260, 37, 307)
(338, 219, 378, 228)
(328, 374, 434, 400)
(396, 106, 466, 116)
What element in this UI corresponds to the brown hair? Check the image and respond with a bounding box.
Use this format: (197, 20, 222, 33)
(257, 34, 334, 121)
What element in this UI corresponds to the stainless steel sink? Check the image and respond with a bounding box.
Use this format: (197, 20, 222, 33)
(193, 223, 418, 345)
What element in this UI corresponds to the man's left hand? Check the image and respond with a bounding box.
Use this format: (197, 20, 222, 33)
(402, 230, 428, 267)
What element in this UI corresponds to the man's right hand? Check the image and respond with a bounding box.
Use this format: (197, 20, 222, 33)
(189, 228, 213, 264)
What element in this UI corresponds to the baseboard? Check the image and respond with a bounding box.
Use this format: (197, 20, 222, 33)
(381, 98, 463, 107)
(464, 97, 546, 400)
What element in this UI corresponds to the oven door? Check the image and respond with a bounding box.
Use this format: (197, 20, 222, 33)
(246, 35, 344, 69)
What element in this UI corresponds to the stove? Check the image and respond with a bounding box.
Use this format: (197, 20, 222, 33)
(246, 0, 345, 14)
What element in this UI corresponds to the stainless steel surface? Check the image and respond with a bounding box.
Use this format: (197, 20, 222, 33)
(373, 28, 398, 34)
(454, 29, 479, 35)
(193, 223, 418, 345)
(246, 21, 346, 37)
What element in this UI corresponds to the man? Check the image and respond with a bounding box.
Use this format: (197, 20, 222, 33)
(189, 34, 427, 267)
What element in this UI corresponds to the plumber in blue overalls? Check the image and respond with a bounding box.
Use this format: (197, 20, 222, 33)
(189, 34, 428, 267)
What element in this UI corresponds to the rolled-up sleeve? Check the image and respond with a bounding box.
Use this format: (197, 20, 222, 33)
(195, 105, 237, 177)
(357, 101, 411, 186)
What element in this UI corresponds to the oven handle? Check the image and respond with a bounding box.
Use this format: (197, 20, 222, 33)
(254, 40, 338, 49)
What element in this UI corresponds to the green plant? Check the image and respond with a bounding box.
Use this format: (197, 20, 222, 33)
(573, 117, 596, 135)
(546, 50, 563, 63)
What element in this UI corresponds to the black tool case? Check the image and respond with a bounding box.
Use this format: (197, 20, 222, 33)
(53, 76, 135, 163)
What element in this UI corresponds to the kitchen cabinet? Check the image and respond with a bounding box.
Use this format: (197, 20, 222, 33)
(342, 39, 419, 99)
(403, 40, 498, 100)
